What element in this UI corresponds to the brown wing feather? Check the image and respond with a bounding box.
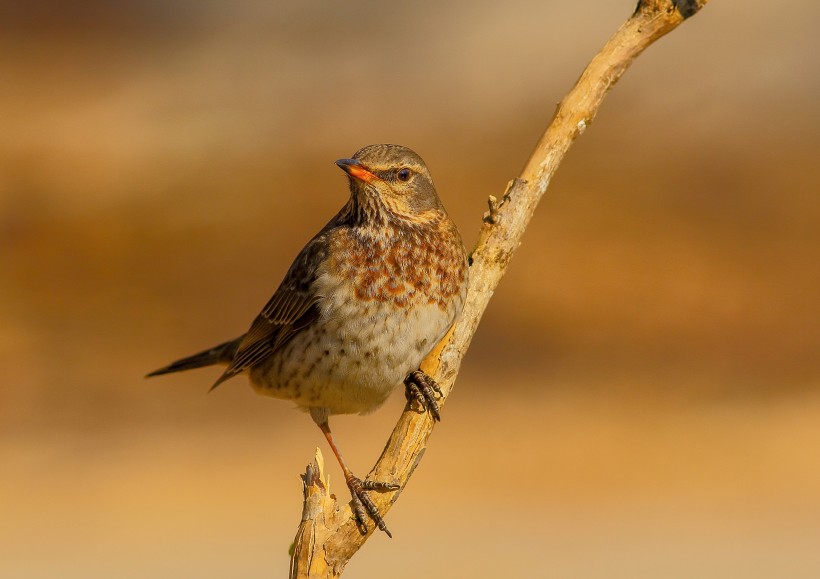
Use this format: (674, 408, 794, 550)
(209, 229, 331, 390)
(210, 288, 320, 390)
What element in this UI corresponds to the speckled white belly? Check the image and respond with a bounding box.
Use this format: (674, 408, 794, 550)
(248, 270, 462, 416)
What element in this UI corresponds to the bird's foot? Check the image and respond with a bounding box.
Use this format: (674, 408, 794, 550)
(346, 475, 400, 538)
(404, 369, 443, 421)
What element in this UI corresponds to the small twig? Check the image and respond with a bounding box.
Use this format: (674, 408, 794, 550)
(483, 195, 500, 224)
(289, 1, 710, 576)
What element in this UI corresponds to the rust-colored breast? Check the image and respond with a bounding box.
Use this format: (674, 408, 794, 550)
(328, 213, 467, 310)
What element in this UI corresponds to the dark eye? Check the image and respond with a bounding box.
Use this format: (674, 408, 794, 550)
(396, 168, 412, 182)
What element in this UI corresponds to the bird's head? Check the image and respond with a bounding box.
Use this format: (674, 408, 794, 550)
(336, 144, 443, 225)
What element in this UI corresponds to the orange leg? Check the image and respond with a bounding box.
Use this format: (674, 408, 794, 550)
(318, 421, 399, 537)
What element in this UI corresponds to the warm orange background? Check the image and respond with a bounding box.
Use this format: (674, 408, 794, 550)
(2, 2, 819, 577)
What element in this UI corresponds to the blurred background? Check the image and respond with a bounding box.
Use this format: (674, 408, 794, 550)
(2, 1, 819, 577)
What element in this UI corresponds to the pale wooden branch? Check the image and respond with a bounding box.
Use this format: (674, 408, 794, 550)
(290, 1, 709, 576)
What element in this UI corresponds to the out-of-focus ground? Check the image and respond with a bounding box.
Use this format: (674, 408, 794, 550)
(2, 1, 819, 577)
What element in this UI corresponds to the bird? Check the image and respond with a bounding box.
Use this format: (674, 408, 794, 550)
(147, 144, 469, 537)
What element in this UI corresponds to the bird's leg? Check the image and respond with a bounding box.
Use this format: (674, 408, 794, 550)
(317, 421, 399, 538)
(404, 369, 443, 421)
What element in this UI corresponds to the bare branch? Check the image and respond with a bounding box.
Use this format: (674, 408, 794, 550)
(290, 1, 710, 576)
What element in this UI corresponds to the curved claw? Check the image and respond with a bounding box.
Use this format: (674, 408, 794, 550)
(347, 476, 399, 538)
(404, 369, 443, 421)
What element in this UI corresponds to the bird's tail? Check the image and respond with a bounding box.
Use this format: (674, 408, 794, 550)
(146, 337, 242, 378)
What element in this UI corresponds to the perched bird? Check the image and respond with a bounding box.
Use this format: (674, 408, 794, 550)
(147, 144, 469, 536)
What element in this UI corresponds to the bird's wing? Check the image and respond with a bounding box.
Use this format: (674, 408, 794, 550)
(210, 232, 329, 390)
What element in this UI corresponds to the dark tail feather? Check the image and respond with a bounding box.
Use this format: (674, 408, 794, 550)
(146, 337, 242, 379)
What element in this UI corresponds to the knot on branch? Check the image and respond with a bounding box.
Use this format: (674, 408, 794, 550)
(483, 178, 527, 225)
(635, 0, 704, 19)
(483, 195, 500, 224)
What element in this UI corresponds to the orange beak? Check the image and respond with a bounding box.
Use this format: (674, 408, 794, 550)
(336, 158, 379, 183)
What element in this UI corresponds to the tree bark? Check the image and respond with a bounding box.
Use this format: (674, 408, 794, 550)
(289, 1, 710, 576)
